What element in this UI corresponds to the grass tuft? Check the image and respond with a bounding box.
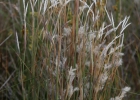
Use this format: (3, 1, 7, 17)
(0, 0, 135, 100)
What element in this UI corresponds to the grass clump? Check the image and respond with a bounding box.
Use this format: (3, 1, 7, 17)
(0, 0, 131, 100)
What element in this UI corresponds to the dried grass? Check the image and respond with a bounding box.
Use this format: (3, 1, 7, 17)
(0, 0, 132, 100)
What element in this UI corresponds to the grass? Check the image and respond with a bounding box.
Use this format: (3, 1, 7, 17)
(0, 0, 139, 100)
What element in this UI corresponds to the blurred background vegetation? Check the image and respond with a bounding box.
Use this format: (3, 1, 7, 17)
(0, 0, 140, 100)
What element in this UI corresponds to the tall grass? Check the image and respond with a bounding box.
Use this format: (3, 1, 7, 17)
(0, 0, 131, 100)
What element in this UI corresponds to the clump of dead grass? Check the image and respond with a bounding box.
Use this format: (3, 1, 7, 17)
(0, 0, 131, 100)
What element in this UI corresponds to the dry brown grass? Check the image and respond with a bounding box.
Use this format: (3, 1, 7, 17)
(0, 0, 136, 100)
